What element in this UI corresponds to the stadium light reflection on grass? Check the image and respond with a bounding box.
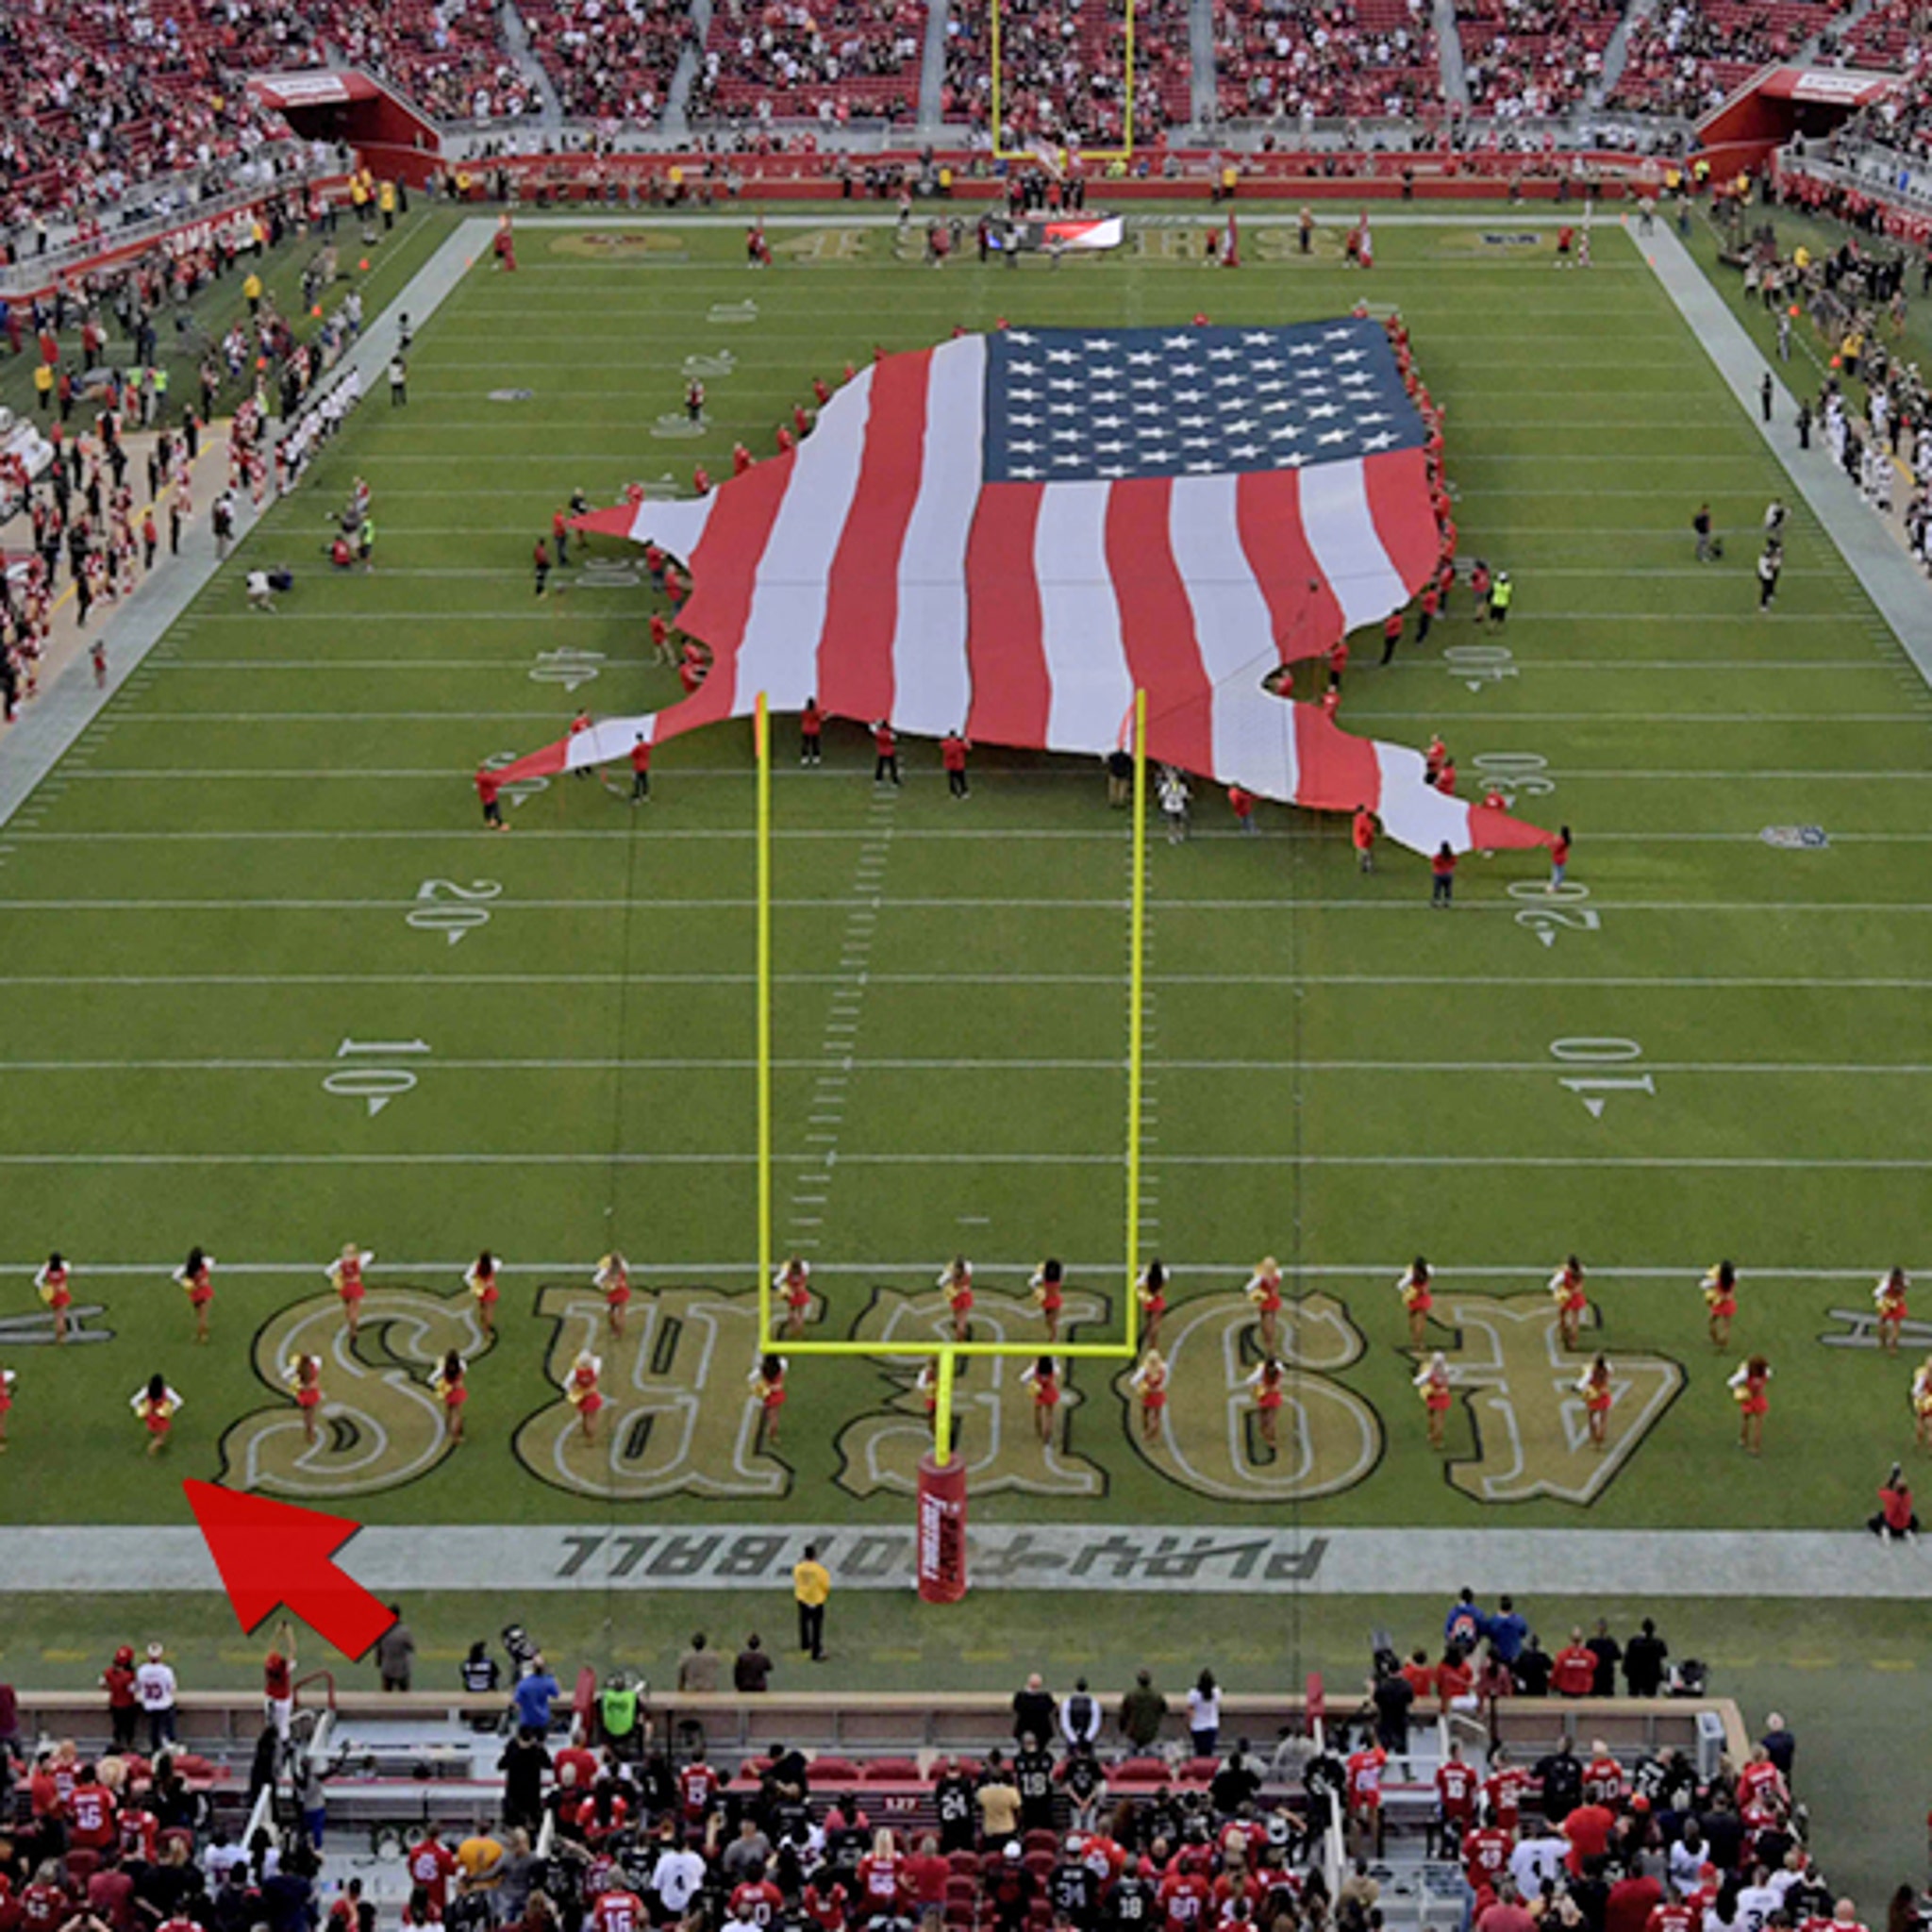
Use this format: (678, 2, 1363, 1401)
(756, 692, 1151, 1459)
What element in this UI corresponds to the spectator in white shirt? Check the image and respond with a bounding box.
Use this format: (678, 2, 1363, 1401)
(136, 1641, 178, 1752)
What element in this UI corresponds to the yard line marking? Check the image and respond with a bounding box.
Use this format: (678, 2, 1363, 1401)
(1, 1153, 1927, 1171)
(19, 897, 1932, 914)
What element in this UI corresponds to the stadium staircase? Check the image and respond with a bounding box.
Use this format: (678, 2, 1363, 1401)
(501, 0, 566, 123)
(663, 0, 710, 142)
(918, 0, 952, 134)
(1597, 0, 1661, 101)
(1434, 0, 1473, 109)
(1187, 0, 1218, 136)
(1803, 0, 1882, 57)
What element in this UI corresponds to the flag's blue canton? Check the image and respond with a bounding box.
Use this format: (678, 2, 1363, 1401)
(981, 317, 1424, 486)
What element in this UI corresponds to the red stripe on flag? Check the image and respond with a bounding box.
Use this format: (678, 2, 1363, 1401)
(818, 351, 931, 725)
(1105, 477, 1214, 774)
(1362, 447, 1441, 596)
(1235, 471, 1346, 664)
(570, 506, 640, 538)
(963, 482, 1049, 749)
(676, 457, 791, 663)
(1292, 702, 1382, 814)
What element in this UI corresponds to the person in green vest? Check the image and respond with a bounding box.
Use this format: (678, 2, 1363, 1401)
(1489, 572, 1514, 625)
(151, 364, 170, 425)
(599, 1672, 642, 1759)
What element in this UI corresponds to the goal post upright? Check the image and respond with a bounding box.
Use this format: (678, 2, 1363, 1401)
(756, 691, 774, 1338)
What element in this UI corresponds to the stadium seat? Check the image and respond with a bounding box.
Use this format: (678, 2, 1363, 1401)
(811, 1755, 863, 1781)
(864, 1757, 923, 1780)
(1111, 1756, 1170, 1782)
(1178, 1757, 1221, 1782)
(948, 1852, 983, 1879)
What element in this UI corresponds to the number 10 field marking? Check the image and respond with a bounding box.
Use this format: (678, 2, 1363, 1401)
(324, 1038, 432, 1117)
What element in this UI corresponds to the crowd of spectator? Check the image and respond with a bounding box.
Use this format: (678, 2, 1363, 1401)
(1456, 0, 1621, 118)
(1610, 1, 1841, 115)
(691, 0, 927, 126)
(519, 0, 698, 125)
(1211, 0, 1441, 127)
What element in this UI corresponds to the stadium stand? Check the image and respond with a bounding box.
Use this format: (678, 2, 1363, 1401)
(1609, 0, 1844, 114)
(1455, 0, 1622, 118)
(1835, 0, 1931, 70)
(1212, 0, 1441, 126)
(691, 0, 929, 125)
(518, 0, 699, 125)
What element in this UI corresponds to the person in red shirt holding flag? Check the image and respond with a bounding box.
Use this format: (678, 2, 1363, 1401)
(476, 767, 507, 831)
(552, 507, 570, 567)
(941, 731, 970, 798)
(733, 441, 753, 476)
(1430, 843, 1457, 909)
(1380, 610, 1403, 667)
(1228, 785, 1257, 835)
(800, 697, 824, 766)
(1353, 806, 1377, 874)
(872, 720, 900, 786)
(629, 735, 652, 804)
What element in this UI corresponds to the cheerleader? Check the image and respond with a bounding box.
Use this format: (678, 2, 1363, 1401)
(749, 1353, 788, 1448)
(464, 1250, 501, 1340)
(131, 1375, 183, 1457)
(594, 1254, 631, 1335)
(1912, 1356, 1932, 1452)
(1137, 1259, 1169, 1351)
(329, 1244, 373, 1339)
(1414, 1350, 1452, 1451)
(1550, 1255, 1588, 1353)
(431, 1350, 468, 1444)
(1020, 1356, 1061, 1446)
(564, 1349, 604, 1442)
(775, 1255, 812, 1340)
(0, 1362, 14, 1451)
(1576, 1354, 1612, 1449)
(1246, 1355, 1287, 1450)
(34, 1252, 73, 1344)
(915, 1358, 941, 1431)
(1874, 1267, 1909, 1355)
(1702, 1260, 1737, 1350)
(283, 1352, 325, 1445)
(1244, 1257, 1284, 1357)
(1728, 1354, 1771, 1455)
(1128, 1348, 1168, 1444)
(173, 1246, 215, 1344)
(1396, 1257, 1433, 1349)
(939, 1256, 973, 1343)
(1029, 1259, 1065, 1343)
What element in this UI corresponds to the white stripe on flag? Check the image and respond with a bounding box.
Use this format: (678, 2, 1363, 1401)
(1373, 741, 1476, 853)
(734, 367, 874, 708)
(890, 336, 983, 739)
(1035, 480, 1132, 755)
(1168, 475, 1297, 800)
(628, 495, 717, 557)
(572, 713, 659, 771)
(1299, 458, 1408, 633)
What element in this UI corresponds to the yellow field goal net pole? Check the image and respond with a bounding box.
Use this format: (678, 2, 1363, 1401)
(756, 691, 773, 1341)
(757, 690, 1151, 1366)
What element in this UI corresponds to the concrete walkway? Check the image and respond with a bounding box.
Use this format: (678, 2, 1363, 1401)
(1641, 220, 1932, 681)
(0, 1521, 1924, 1596)
(0, 218, 493, 831)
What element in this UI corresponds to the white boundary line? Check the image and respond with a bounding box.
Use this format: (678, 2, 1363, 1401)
(0, 1153, 1925, 1169)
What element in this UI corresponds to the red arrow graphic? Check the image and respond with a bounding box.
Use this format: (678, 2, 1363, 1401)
(183, 1480, 397, 1660)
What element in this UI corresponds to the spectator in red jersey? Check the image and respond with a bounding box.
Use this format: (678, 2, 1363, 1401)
(1552, 1631, 1599, 1698)
(1477, 1881, 1537, 1932)
(100, 1647, 139, 1753)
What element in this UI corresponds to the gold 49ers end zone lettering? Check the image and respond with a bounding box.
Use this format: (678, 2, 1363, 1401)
(218, 1289, 491, 1497)
(515, 1286, 790, 1499)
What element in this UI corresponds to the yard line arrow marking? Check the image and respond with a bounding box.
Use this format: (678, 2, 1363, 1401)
(1580, 1097, 1607, 1119)
(184, 1480, 396, 1659)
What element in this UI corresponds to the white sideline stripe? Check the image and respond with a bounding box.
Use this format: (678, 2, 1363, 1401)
(3, 1154, 1930, 1171)
(12, 897, 1932, 914)
(0, 1057, 1922, 1077)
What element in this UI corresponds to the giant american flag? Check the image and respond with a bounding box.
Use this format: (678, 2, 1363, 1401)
(496, 318, 1552, 858)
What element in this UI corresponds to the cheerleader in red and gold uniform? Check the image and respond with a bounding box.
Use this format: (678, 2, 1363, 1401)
(1549, 1255, 1588, 1352)
(1414, 1350, 1452, 1451)
(0, 1361, 14, 1450)
(1576, 1354, 1612, 1449)
(34, 1253, 73, 1344)
(1874, 1268, 1909, 1356)
(1728, 1354, 1771, 1455)
(1397, 1257, 1433, 1349)
(749, 1353, 788, 1448)
(284, 1352, 325, 1444)
(1244, 1257, 1284, 1357)
(1911, 1357, 1932, 1451)
(775, 1255, 812, 1340)
(1029, 1260, 1065, 1343)
(594, 1253, 631, 1335)
(1246, 1355, 1287, 1450)
(1136, 1260, 1169, 1351)
(564, 1350, 604, 1442)
(174, 1246, 215, 1344)
(939, 1256, 973, 1342)
(1128, 1348, 1168, 1444)
(916, 1358, 940, 1431)
(1020, 1356, 1061, 1446)
(329, 1244, 373, 1339)
(431, 1350, 468, 1444)
(131, 1375, 183, 1457)
(464, 1251, 501, 1340)
(1702, 1260, 1737, 1350)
